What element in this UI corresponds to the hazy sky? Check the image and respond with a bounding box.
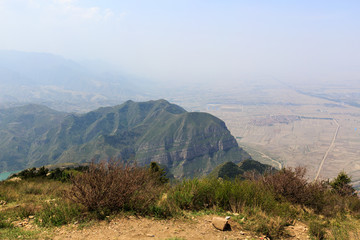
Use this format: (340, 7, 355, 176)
(1, 0, 360, 84)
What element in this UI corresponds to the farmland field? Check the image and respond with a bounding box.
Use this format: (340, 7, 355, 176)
(171, 83, 360, 189)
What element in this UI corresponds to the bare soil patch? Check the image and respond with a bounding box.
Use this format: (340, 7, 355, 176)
(52, 215, 308, 240)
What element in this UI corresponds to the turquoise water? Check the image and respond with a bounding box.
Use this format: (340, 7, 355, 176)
(0, 171, 18, 181)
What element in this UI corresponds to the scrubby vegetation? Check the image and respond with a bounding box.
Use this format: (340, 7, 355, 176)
(0, 161, 360, 239)
(68, 160, 167, 217)
(13, 165, 88, 182)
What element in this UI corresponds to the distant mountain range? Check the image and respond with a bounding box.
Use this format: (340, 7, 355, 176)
(0, 100, 251, 178)
(0, 50, 157, 112)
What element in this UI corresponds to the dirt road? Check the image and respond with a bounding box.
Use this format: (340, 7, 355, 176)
(314, 119, 340, 181)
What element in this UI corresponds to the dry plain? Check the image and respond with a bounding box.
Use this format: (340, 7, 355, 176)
(185, 85, 360, 189)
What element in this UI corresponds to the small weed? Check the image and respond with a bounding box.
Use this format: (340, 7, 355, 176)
(23, 186, 42, 195)
(35, 201, 83, 227)
(148, 205, 172, 219)
(15, 205, 37, 219)
(76, 220, 96, 230)
(0, 228, 42, 240)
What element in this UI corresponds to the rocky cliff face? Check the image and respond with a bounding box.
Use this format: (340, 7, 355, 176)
(0, 100, 251, 178)
(134, 112, 248, 177)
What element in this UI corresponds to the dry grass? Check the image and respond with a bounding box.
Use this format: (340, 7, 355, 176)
(0, 178, 73, 239)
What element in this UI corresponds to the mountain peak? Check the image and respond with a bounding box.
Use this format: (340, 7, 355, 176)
(0, 100, 250, 178)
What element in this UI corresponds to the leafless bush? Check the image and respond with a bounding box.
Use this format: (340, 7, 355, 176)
(67, 159, 163, 213)
(261, 167, 327, 210)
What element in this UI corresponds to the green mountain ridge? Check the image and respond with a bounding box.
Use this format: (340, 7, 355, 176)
(209, 160, 276, 179)
(0, 100, 251, 178)
(0, 104, 67, 171)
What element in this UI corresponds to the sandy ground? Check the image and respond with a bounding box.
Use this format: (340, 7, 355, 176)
(51, 215, 310, 240)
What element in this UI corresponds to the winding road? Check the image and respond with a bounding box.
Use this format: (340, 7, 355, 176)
(252, 148, 283, 170)
(314, 119, 340, 181)
(238, 143, 283, 169)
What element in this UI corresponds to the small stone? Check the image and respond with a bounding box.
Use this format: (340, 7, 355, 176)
(28, 215, 34, 219)
(225, 216, 231, 220)
(240, 231, 245, 235)
(212, 217, 231, 231)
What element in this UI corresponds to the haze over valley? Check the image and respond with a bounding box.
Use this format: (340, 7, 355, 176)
(0, 1, 360, 189)
(0, 50, 359, 189)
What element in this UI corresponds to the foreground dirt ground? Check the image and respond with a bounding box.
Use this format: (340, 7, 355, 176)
(52, 215, 310, 240)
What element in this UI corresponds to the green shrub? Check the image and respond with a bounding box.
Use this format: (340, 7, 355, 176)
(166, 179, 197, 210)
(0, 214, 13, 229)
(149, 162, 169, 184)
(329, 219, 350, 240)
(47, 168, 71, 182)
(166, 178, 221, 211)
(348, 196, 360, 214)
(253, 216, 286, 239)
(0, 220, 13, 229)
(165, 177, 297, 224)
(228, 179, 277, 212)
(309, 220, 327, 240)
(236, 207, 291, 239)
(330, 171, 356, 197)
(16, 167, 49, 179)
